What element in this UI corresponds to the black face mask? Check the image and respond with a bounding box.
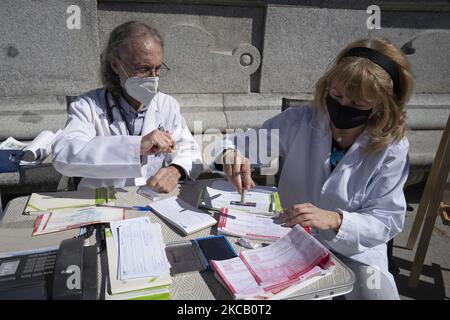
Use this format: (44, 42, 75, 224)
(326, 94, 372, 129)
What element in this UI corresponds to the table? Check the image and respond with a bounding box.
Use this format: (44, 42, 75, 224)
(0, 179, 355, 300)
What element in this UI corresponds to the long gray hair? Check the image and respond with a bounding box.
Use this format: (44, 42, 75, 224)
(100, 21, 163, 97)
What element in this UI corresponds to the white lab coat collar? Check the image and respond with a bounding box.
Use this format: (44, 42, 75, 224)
(336, 132, 370, 171)
(141, 93, 161, 136)
(310, 107, 330, 134)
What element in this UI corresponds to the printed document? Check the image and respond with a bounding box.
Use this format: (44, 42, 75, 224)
(32, 206, 125, 236)
(217, 208, 290, 241)
(110, 217, 171, 280)
(211, 225, 332, 299)
(104, 227, 172, 295)
(204, 180, 278, 213)
(240, 225, 331, 291)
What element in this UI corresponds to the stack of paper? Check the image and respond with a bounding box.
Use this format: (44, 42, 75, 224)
(149, 197, 217, 235)
(32, 206, 125, 236)
(210, 225, 333, 300)
(25, 186, 116, 214)
(0, 130, 61, 165)
(202, 180, 281, 215)
(106, 217, 172, 300)
(217, 208, 290, 241)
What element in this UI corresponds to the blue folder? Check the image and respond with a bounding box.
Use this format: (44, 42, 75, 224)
(0, 150, 24, 173)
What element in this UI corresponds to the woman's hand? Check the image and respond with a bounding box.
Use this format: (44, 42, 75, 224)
(281, 203, 343, 231)
(222, 149, 255, 193)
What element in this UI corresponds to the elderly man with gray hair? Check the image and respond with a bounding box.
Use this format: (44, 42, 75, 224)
(53, 21, 203, 191)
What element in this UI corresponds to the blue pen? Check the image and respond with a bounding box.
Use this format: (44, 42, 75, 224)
(97, 204, 154, 212)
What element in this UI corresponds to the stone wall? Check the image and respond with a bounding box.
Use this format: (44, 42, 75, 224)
(1, 0, 449, 167)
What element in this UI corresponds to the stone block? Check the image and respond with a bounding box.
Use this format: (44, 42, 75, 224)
(261, 5, 450, 94)
(171, 93, 227, 132)
(97, 2, 263, 93)
(370, 12, 450, 93)
(406, 94, 450, 130)
(0, 96, 67, 140)
(224, 93, 313, 129)
(406, 108, 450, 130)
(406, 130, 443, 167)
(0, 0, 100, 96)
(261, 6, 368, 93)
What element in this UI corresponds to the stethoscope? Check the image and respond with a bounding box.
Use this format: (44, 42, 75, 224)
(104, 90, 130, 135)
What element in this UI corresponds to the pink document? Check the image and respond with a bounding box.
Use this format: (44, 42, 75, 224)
(211, 225, 333, 299)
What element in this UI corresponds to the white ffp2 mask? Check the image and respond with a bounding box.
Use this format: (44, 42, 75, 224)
(123, 76, 159, 106)
(118, 60, 159, 106)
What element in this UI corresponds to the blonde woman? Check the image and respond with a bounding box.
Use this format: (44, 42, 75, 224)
(213, 37, 414, 299)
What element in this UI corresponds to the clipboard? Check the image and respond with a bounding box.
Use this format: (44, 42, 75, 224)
(193, 235, 238, 270)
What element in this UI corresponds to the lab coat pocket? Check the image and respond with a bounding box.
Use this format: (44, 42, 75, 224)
(350, 191, 366, 211)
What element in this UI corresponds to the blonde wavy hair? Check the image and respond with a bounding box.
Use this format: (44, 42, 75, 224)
(314, 37, 415, 153)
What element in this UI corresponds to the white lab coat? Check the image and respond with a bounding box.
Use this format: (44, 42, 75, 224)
(211, 105, 409, 292)
(53, 88, 203, 189)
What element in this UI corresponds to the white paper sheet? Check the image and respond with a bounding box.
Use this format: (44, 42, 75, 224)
(110, 217, 171, 280)
(218, 208, 290, 241)
(21, 129, 61, 162)
(149, 196, 217, 235)
(204, 180, 275, 213)
(0, 137, 27, 150)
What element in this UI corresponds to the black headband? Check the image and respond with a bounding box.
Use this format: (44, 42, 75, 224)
(342, 47, 401, 97)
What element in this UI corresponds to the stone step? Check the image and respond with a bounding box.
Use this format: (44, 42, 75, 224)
(406, 129, 443, 167)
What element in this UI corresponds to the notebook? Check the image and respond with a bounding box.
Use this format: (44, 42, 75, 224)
(149, 197, 217, 236)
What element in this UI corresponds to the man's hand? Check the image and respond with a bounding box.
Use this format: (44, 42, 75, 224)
(146, 166, 181, 193)
(140, 129, 176, 156)
(222, 149, 255, 194)
(281, 203, 343, 231)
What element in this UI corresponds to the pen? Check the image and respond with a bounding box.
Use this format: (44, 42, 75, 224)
(97, 204, 154, 212)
